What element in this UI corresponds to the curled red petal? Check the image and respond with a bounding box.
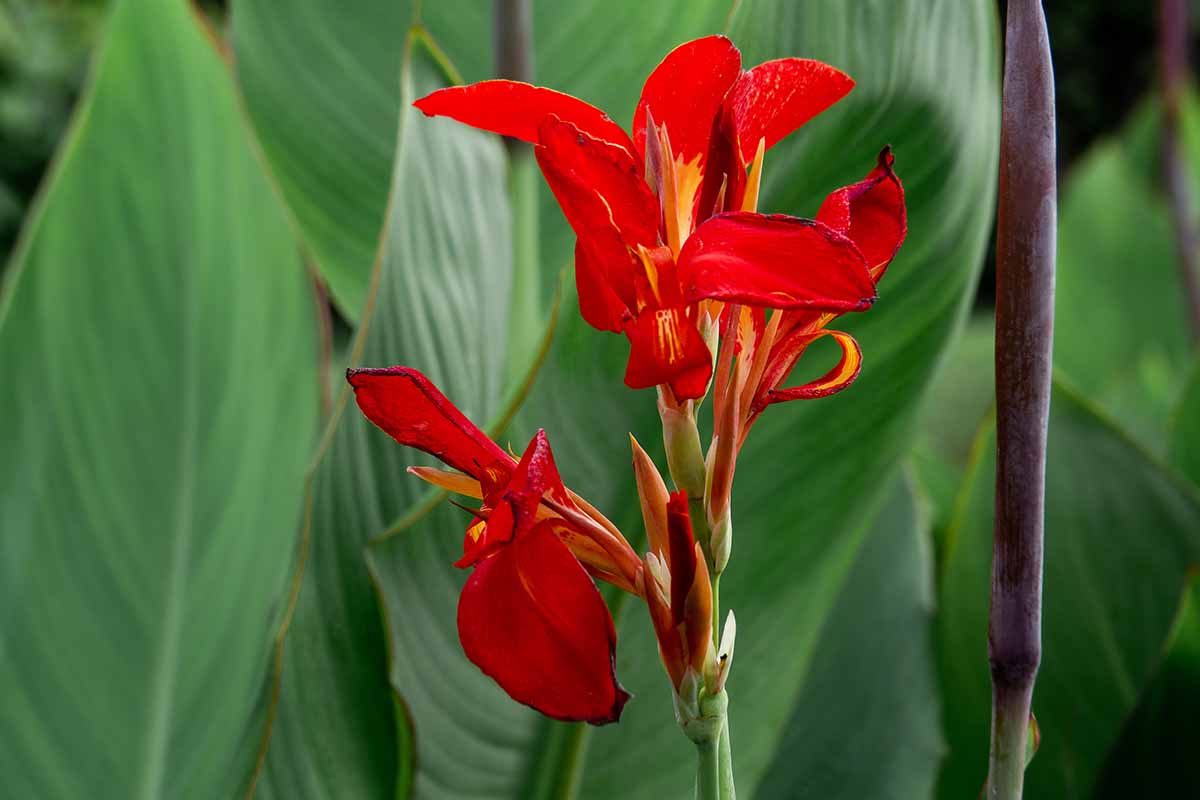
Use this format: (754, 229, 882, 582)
(347, 367, 511, 479)
(623, 308, 713, 399)
(457, 522, 630, 725)
(817, 147, 907, 281)
(537, 116, 659, 248)
(632, 35, 743, 164)
(414, 80, 636, 156)
(762, 329, 864, 407)
(726, 58, 855, 162)
(680, 212, 876, 311)
(665, 491, 697, 627)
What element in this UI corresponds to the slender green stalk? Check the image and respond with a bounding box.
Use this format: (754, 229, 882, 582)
(717, 716, 736, 799)
(694, 731, 721, 800)
(987, 0, 1055, 797)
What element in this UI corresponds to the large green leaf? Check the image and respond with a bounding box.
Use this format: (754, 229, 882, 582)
(1055, 107, 1197, 452)
(1093, 578, 1200, 798)
(247, 32, 512, 799)
(0, 1, 317, 797)
(1171, 360, 1200, 484)
(232, 0, 731, 317)
(936, 381, 1200, 799)
(358, 2, 1000, 799)
(753, 478, 944, 799)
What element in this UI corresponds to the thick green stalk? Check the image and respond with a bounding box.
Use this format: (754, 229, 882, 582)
(683, 692, 729, 800)
(694, 731, 721, 800)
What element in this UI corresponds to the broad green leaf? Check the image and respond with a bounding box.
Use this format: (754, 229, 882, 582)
(1055, 132, 1193, 452)
(917, 314, 996, 467)
(248, 32, 511, 799)
(361, 2, 1000, 799)
(0, 1, 317, 797)
(231, 0, 730, 318)
(754, 478, 944, 799)
(1093, 577, 1200, 797)
(936, 381, 1200, 799)
(1171, 360, 1200, 484)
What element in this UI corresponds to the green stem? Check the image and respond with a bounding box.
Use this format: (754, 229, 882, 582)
(985, 684, 1033, 799)
(694, 730, 721, 800)
(718, 715, 736, 799)
(682, 692, 733, 800)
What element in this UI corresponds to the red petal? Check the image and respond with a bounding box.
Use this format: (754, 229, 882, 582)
(574, 239, 631, 333)
(761, 329, 864, 406)
(817, 147, 907, 281)
(347, 367, 512, 479)
(632, 36, 743, 164)
(697, 107, 746, 223)
(537, 116, 659, 248)
(414, 80, 636, 156)
(680, 212, 876, 311)
(726, 59, 854, 162)
(457, 429, 571, 568)
(623, 308, 713, 399)
(457, 522, 630, 725)
(665, 491, 697, 626)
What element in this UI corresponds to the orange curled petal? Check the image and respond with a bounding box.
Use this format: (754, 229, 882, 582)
(765, 329, 863, 405)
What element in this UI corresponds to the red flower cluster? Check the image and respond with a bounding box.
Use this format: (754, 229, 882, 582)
(347, 36, 907, 727)
(416, 34, 905, 405)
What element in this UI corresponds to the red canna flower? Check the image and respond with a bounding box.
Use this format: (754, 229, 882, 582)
(347, 366, 642, 724)
(704, 149, 905, 535)
(415, 35, 904, 404)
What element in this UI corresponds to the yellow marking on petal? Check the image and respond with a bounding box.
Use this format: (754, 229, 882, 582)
(407, 466, 483, 498)
(655, 123, 682, 255)
(466, 518, 486, 542)
(741, 137, 766, 213)
(637, 245, 664, 305)
(655, 310, 685, 362)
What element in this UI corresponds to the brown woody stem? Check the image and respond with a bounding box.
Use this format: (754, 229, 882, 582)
(988, 1, 1056, 798)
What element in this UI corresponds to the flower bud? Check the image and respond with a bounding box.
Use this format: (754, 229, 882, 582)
(658, 391, 706, 497)
(630, 434, 670, 557)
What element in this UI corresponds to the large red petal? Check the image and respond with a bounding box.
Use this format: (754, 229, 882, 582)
(632, 36, 743, 164)
(347, 367, 511, 479)
(623, 308, 713, 399)
(537, 117, 659, 248)
(817, 147, 907, 281)
(680, 212, 876, 311)
(726, 59, 854, 162)
(457, 523, 630, 725)
(414, 80, 636, 156)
